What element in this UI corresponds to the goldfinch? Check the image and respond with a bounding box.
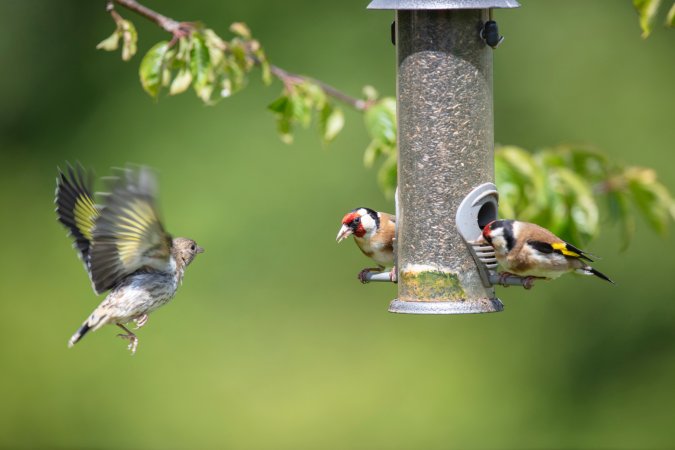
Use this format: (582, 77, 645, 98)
(56, 163, 204, 353)
(336, 207, 396, 283)
(481, 220, 613, 288)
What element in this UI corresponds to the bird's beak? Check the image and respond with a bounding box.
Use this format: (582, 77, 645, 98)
(336, 224, 352, 243)
(196, 245, 205, 254)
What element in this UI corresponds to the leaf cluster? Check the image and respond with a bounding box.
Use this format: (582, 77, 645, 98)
(95, 11, 675, 249)
(267, 81, 344, 145)
(633, 0, 675, 38)
(496, 145, 675, 247)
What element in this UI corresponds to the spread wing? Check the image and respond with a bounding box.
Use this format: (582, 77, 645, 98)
(89, 166, 172, 294)
(527, 239, 594, 262)
(55, 162, 100, 278)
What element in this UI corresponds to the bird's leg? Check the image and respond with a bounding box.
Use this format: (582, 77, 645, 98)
(389, 266, 398, 283)
(116, 323, 139, 354)
(498, 272, 515, 287)
(134, 314, 149, 329)
(358, 266, 385, 284)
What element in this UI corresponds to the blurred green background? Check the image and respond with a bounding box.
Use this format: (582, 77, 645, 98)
(1, 1, 674, 448)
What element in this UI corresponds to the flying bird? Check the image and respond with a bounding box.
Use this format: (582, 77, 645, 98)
(481, 219, 613, 288)
(336, 207, 396, 283)
(55, 163, 203, 353)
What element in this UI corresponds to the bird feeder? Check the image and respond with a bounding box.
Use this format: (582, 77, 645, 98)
(367, 0, 519, 314)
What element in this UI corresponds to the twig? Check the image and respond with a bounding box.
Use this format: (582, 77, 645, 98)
(110, 0, 370, 111)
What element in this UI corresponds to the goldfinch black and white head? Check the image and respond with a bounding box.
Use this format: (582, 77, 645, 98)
(336, 207, 396, 283)
(482, 219, 613, 284)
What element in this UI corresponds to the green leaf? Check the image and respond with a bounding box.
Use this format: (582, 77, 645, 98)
(319, 104, 344, 143)
(634, 0, 662, 38)
(363, 141, 382, 169)
(362, 85, 379, 102)
(139, 41, 170, 98)
(120, 20, 137, 61)
(190, 33, 213, 102)
(607, 190, 635, 250)
(667, 2, 675, 26)
(364, 97, 396, 145)
(230, 22, 252, 39)
(268, 95, 289, 113)
(377, 153, 398, 199)
(276, 114, 293, 144)
(628, 176, 673, 235)
(555, 167, 599, 243)
(96, 30, 120, 52)
(170, 67, 193, 95)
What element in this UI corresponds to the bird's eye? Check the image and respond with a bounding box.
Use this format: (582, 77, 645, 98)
(190, 244, 195, 251)
(353, 217, 361, 224)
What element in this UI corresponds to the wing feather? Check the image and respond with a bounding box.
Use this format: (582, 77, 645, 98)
(527, 239, 594, 262)
(89, 167, 172, 294)
(55, 162, 100, 282)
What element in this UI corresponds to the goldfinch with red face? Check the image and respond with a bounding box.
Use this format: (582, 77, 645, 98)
(336, 207, 396, 283)
(482, 220, 614, 288)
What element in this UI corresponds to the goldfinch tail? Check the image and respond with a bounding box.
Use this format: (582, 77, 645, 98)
(68, 323, 91, 348)
(578, 266, 614, 284)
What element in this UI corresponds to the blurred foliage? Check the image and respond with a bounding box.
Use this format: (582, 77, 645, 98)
(97, 0, 675, 247)
(633, 0, 675, 37)
(496, 145, 675, 246)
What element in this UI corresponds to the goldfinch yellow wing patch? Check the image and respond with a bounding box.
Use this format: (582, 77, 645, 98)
(89, 167, 172, 294)
(528, 239, 594, 262)
(551, 242, 581, 258)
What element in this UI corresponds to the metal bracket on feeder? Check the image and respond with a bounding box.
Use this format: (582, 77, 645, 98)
(367, 0, 519, 314)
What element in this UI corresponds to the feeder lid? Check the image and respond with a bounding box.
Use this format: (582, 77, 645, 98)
(367, 0, 519, 9)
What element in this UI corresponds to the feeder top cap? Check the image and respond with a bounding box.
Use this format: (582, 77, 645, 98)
(367, 0, 519, 10)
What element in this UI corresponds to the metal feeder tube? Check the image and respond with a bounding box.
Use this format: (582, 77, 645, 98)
(368, 0, 519, 314)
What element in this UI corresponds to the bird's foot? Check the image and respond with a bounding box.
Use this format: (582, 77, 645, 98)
(389, 266, 398, 283)
(522, 276, 545, 290)
(498, 272, 515, 288)
(358, 267, 384, 284)
(134, 314, 148, 329)
(116, 324, 139, 354)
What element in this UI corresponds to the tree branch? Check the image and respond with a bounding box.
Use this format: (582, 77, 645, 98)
(110, 0, 369, 111)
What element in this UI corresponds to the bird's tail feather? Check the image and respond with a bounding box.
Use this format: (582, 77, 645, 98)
(68, 323, 91, 348)
(579, 266, 615, 284)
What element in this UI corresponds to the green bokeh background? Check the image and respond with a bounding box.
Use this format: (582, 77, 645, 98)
(1, 1, 674, 448)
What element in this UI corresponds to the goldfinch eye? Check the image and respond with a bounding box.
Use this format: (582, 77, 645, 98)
(353, 217, 360, 224)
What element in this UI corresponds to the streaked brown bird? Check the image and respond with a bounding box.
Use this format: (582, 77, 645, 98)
(336, 207, 396, 283)
(55, 163, 204, 354)
(481, 219, 613, 288)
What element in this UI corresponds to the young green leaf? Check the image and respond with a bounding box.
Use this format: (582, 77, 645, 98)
(319, 103, 344, 143)
(170, 68, 193, 95)
(633, 0, 662, 38)
(268, 95, 289, 113)
(377, 153, 398, 199)
(139, 41, 170, 98)
(230, 22, 252, 39)
(364, 97, 396, 145)
(667, 2, 675, 26)
(190, 33, 213, 102)
(628, 176, 673, 235)
(607, 190, 635, 250)
(96, 29, 121, 52)
(120, 20, 138, 61)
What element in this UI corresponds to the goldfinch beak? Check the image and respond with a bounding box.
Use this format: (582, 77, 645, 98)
(195, 245, 205, 254)
(336, 224, 352, 243)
